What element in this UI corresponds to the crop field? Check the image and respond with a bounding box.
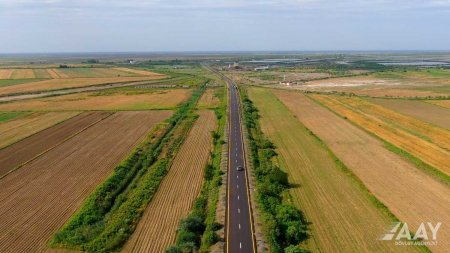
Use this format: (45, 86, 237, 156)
(0, 75, 166, 96)
(0, 67, 162, 80)
(0, 111, 79, 148)
(248, 87, 419, 253)
(427, 99, 450, 109)
(273, 89, 450, 253)
(311, 95, 450, 176)
(122, 110, 217, 253)
(0, 88, 192, 111)
(197, 88, 221, 108)
(0, 112, 111, 178)
(369, 98, 450, 130)
(0, 111, 172, 253)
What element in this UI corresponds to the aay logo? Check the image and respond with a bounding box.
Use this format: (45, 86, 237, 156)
(380, 222, 442, 246)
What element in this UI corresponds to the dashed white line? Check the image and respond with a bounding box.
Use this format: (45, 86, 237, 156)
(237, 184, 239, 189)
(239, 223, 241, 230)
(240, 242, 242, 249)
(237, 195, 240, 200)
(238, 208, 240, 213)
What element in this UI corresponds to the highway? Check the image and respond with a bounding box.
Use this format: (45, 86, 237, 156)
(224, 75, 256, 253)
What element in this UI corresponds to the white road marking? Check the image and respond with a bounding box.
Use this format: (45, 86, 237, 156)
(238, 195, 240, 200)
(237, 175, 238, 179)
(238, 208, 240, 213)
(240, 242, 242, 249)
(239, 223, 241, 229)
(237, 184, 239, 188)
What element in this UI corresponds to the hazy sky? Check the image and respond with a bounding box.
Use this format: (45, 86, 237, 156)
(1, 0, 449, 53)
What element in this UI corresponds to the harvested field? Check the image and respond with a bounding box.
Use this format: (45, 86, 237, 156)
(274, 89, 450, 253)
(370, 98, 450, 130)
(114, 67, 161, 76)
(0, 111, 172, 253)
(0, 111, 79, 148)
(197, 88, 220, 108)
(312, 95, 450, 176)
(427, 99, 450, 109)
(0, 69, 13, 79)
(0, 89, 191, 111)
(0, 76, 166, 96)
(0, 112, 111, 178)
(248, 87, 419, 253)
(11, 69, 36, 79)
(122, 110, 217, 253)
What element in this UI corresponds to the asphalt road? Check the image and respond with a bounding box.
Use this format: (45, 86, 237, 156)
(225, 77, 256, 253)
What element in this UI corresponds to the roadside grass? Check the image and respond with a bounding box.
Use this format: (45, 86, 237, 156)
(239, 87, 308, 253)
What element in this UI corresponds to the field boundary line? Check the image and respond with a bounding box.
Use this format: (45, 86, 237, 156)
(0, 112, 113, 180)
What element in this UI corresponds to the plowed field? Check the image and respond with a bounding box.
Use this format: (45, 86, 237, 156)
(0, 111, 79, 148)
(274, 89, 450, 253)
(0, 111, 172, 253)
(122, 110, 217, 253)
(0, 112, 111, 178)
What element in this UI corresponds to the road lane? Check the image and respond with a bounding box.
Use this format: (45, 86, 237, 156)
(225, 76, 256, 253)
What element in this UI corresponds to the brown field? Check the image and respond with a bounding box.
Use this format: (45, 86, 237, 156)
(312, 95, 450, 176)
(0, 76, 166, 96)
(113, 67, 161, 76)
(197, 88, 220, 108)
(0, 111, 79, 148)
(0, 112, 111, 178)
(274, 89, 450, 253)
(369, 98, 450, 130)
(47, 69, 62, 78)
(11, 69, 36, 79)
(0, 111, 172, 253)
(0, 88, 191, 111)
(248, 87, 419, 253)
(427, 99, 450, 109)
(122, 110, 217, 253)
(0, 69, 13, 79)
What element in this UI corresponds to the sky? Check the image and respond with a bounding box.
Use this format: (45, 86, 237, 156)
(0, 0, 449, 53)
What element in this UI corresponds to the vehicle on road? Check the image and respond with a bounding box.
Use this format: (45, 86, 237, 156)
(236, 165, 244, 171)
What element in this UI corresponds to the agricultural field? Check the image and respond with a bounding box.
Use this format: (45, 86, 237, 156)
(369, 98, 450, 130)
(123, 110, 217, 253)
(311, 95, 450, 177)
(0, 67, 161, 80)
(0, 112, 111, 178)
(248, 87, 420, 253)
(427, 99, 450, 109)
(0, 111, 79, 148)
(0, 88, 192, 111)
(273, 89, 450, 253)
(0, 75, 165, 96)
(0, 111, 172, 253)
(197, 88, 221, 108)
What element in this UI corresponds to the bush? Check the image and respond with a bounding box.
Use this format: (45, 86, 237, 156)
(284, 245, 308, 253)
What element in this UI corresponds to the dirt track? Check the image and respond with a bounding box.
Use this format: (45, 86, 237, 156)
(274, 90, 450, 253)
(122, 110, 217, 253)
(0, 112, 111, 178)
(0, 111, 172, 253)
